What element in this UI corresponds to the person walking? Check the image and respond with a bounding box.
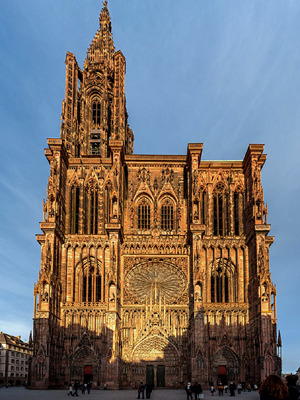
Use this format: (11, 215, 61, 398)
(68, 383, 73, 396)
(259, 375, 289, 400)
(229, 382, 236, 396)
(193, 381, 203, 400)
(73, 381, 79, 396)
(138, 382, 145, 399)
(217, 382, 224, 396)
(87, 382, 91, 394)
(186, 382, 193, 400)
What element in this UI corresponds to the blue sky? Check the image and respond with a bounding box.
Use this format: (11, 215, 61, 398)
(0, 0, 300, 374)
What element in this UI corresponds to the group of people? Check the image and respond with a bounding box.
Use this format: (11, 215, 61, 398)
(68, 381, 91, 396)
(185, 381, 203, 400)
(191, 374, 300, 400)
(137, 381, 154, 399)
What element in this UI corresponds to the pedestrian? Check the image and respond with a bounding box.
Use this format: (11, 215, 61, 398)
(211, 386, 216, 396)
(217, 382, 224, 396)
(285, 375, 300, 400)
(229, 382, 236, 396)
(73, 381, 79, 396)
(68, 383, 73, 396)
(103, 383, 107, 390)
(145, 381, 153, 399)
(193, 381, 203, 400)
(138, 382, 145, 399)
(237, 384, 242, 394)
(81, 383, 86, 394)
(186, 382, 193, 400)
(224, 385, 228, 393)
(259, 375, 289, 400)
(87, 382, 91, 394)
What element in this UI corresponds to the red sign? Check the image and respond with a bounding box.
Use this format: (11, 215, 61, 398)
(218, 366, 226, 375)
(84, 365, 93, 375)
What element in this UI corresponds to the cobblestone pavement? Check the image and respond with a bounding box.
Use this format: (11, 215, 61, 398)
(0, 388, 260, 400)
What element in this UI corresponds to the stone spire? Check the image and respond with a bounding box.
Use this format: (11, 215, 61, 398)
(85, 0, 115, 67)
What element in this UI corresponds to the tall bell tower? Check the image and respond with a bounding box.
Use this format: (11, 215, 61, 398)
(61, 0, 134, 158)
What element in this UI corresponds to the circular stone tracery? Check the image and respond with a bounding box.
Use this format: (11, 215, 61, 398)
(125, 260, 187, 304)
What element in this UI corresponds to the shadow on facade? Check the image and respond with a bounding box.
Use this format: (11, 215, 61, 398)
(29, 308, 281, 390)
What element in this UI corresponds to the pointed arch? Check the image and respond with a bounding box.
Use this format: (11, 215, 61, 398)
(213, 182, 229, 236)
(159, 196, 175, 231)
(211, 258, 237, 303)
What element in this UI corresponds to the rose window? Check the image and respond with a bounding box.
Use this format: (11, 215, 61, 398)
(125, 260, 187, 304)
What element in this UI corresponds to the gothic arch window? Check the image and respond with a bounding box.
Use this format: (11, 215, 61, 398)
(211, 258, 237, 303)
(71, 185, 80, 234)
(233, 190, 243, 236)
(137, 197, 151, 230)
(84, 184, 98, 234)
(92, 99, 101, 126)
(160, 197, 174, 231)
(213, 183, 229, 236)
(77, 258, 101, 303)
(199, 189, 207, 224)
(104, 184, 112, 225)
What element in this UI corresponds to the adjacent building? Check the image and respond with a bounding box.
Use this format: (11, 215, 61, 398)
(30, 2, 281, 389)
(0, 332, 32, 387)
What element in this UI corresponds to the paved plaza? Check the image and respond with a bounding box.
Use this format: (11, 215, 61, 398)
(0, 388, 260, 400)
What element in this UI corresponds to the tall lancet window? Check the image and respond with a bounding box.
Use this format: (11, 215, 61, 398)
(234, 191, 243, 236)
(211, 258, 237, 303)
(71, 186, 80, 234)
(80, 261, 101, 303)
(84, 185, 98, 235)
(138, 198, 151, 230)
(161, 198, 174, 231)
(92, 100, 101, 126)
(213, 183, 229, 236)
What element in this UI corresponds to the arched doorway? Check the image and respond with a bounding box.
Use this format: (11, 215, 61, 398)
(71, 345, 98, 384)
(132, 335, 179, 388)
(212, 346, 240, 384)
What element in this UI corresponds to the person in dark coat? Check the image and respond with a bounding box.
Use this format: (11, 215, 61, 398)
(286, 375, 300, 400)
(229, 382, 236, 396)
(259, 375, 289, 400)
(145, 381, 153, 398)
(193, 381, 203, 400)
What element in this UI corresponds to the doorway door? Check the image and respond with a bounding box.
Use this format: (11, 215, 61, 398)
(157, 365, 165, 387)
(218, 366, 227, 385)
(84, 365, 93, 383)
(146, 365, 154, 386)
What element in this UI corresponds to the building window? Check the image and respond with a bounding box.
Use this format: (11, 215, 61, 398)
(11, 359, 15, 363)
(92, 100, 101, 126)
(138, 200, 150, 230)
(200, 190, 206, 224)
(234, 192, 242, 236)
(80, 260, 101, 303)
(84, 187, 98, 234)
(11, 373, 14, 377)
(211, 258, 236, 303)
(161, 199, 174, 231)
(71, 186, 80, 234)
(11, 366, 14, 371)
(213, 185, 229, 236)
(11, 351, 15, 356)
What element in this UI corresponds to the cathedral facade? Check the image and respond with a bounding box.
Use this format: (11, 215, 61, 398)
(30, 2, 281, 390)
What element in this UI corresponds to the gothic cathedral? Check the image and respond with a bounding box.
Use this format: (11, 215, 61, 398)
(30, 2, 281, 389)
